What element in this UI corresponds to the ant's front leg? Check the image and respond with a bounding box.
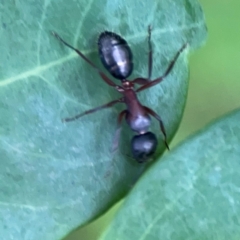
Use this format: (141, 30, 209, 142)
(143, 106, 170, 150)
(62, 98, 123, 122)
(111, 110, 128, 153)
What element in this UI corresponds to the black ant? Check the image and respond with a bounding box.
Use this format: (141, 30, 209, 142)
(52, 27, 187, 163)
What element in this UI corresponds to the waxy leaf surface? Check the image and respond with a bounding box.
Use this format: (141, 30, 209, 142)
(0, 0, 206, 239)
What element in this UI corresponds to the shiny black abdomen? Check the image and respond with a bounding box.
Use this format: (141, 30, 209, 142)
(98, 31, 133, 80)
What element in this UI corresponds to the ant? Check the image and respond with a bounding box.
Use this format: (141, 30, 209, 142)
(52, 26, 187, 163)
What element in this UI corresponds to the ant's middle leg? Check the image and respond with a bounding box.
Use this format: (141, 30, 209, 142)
(62, 98, 123, 122)
(52, 32, 119, 89)
(136, 43, 188, 93)
(143, 106, 170, 150)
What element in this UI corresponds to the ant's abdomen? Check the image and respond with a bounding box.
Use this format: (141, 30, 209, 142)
(98, 31, 133, 80)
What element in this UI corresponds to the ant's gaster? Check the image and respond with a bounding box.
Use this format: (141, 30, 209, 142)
(52, 27, 187, 163)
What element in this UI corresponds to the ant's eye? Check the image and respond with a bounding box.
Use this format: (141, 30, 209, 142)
(131, 132, 158, 163)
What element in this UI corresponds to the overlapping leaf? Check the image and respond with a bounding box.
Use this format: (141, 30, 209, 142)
(101, 109, 240, 240)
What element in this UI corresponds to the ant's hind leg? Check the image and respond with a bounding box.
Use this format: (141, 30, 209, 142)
(136, 43, 188, 93)
(62, 98, 123, 122)
(147, 25, 153, 80)
(131, 26, 153, 86)
(52, 32, 119, 88)
(132, 25, 153, 86)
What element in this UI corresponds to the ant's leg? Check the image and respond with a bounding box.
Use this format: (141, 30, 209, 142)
(143, 106, 170, 150)
(111, 110, 127, 153)
(52, 32, 119, 88)
(132, 78, 150, 85)
(136, 43, 188, 93)
(104, 109, 127, 178)
(131, 26, 153, 86)
(147, 25, 153, 80)
(62, 98, 123, 122)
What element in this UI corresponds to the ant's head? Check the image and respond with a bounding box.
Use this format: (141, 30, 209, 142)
(131, 132, 158, 163)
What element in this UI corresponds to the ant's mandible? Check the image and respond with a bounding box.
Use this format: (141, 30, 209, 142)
(52, 26, 187, 163)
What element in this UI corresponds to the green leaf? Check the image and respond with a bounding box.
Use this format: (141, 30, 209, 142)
(0, 0, 206, 239)
(100, 109, 240, 240)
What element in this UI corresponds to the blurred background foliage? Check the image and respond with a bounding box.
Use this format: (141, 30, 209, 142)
(65, 0, 240, 239)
